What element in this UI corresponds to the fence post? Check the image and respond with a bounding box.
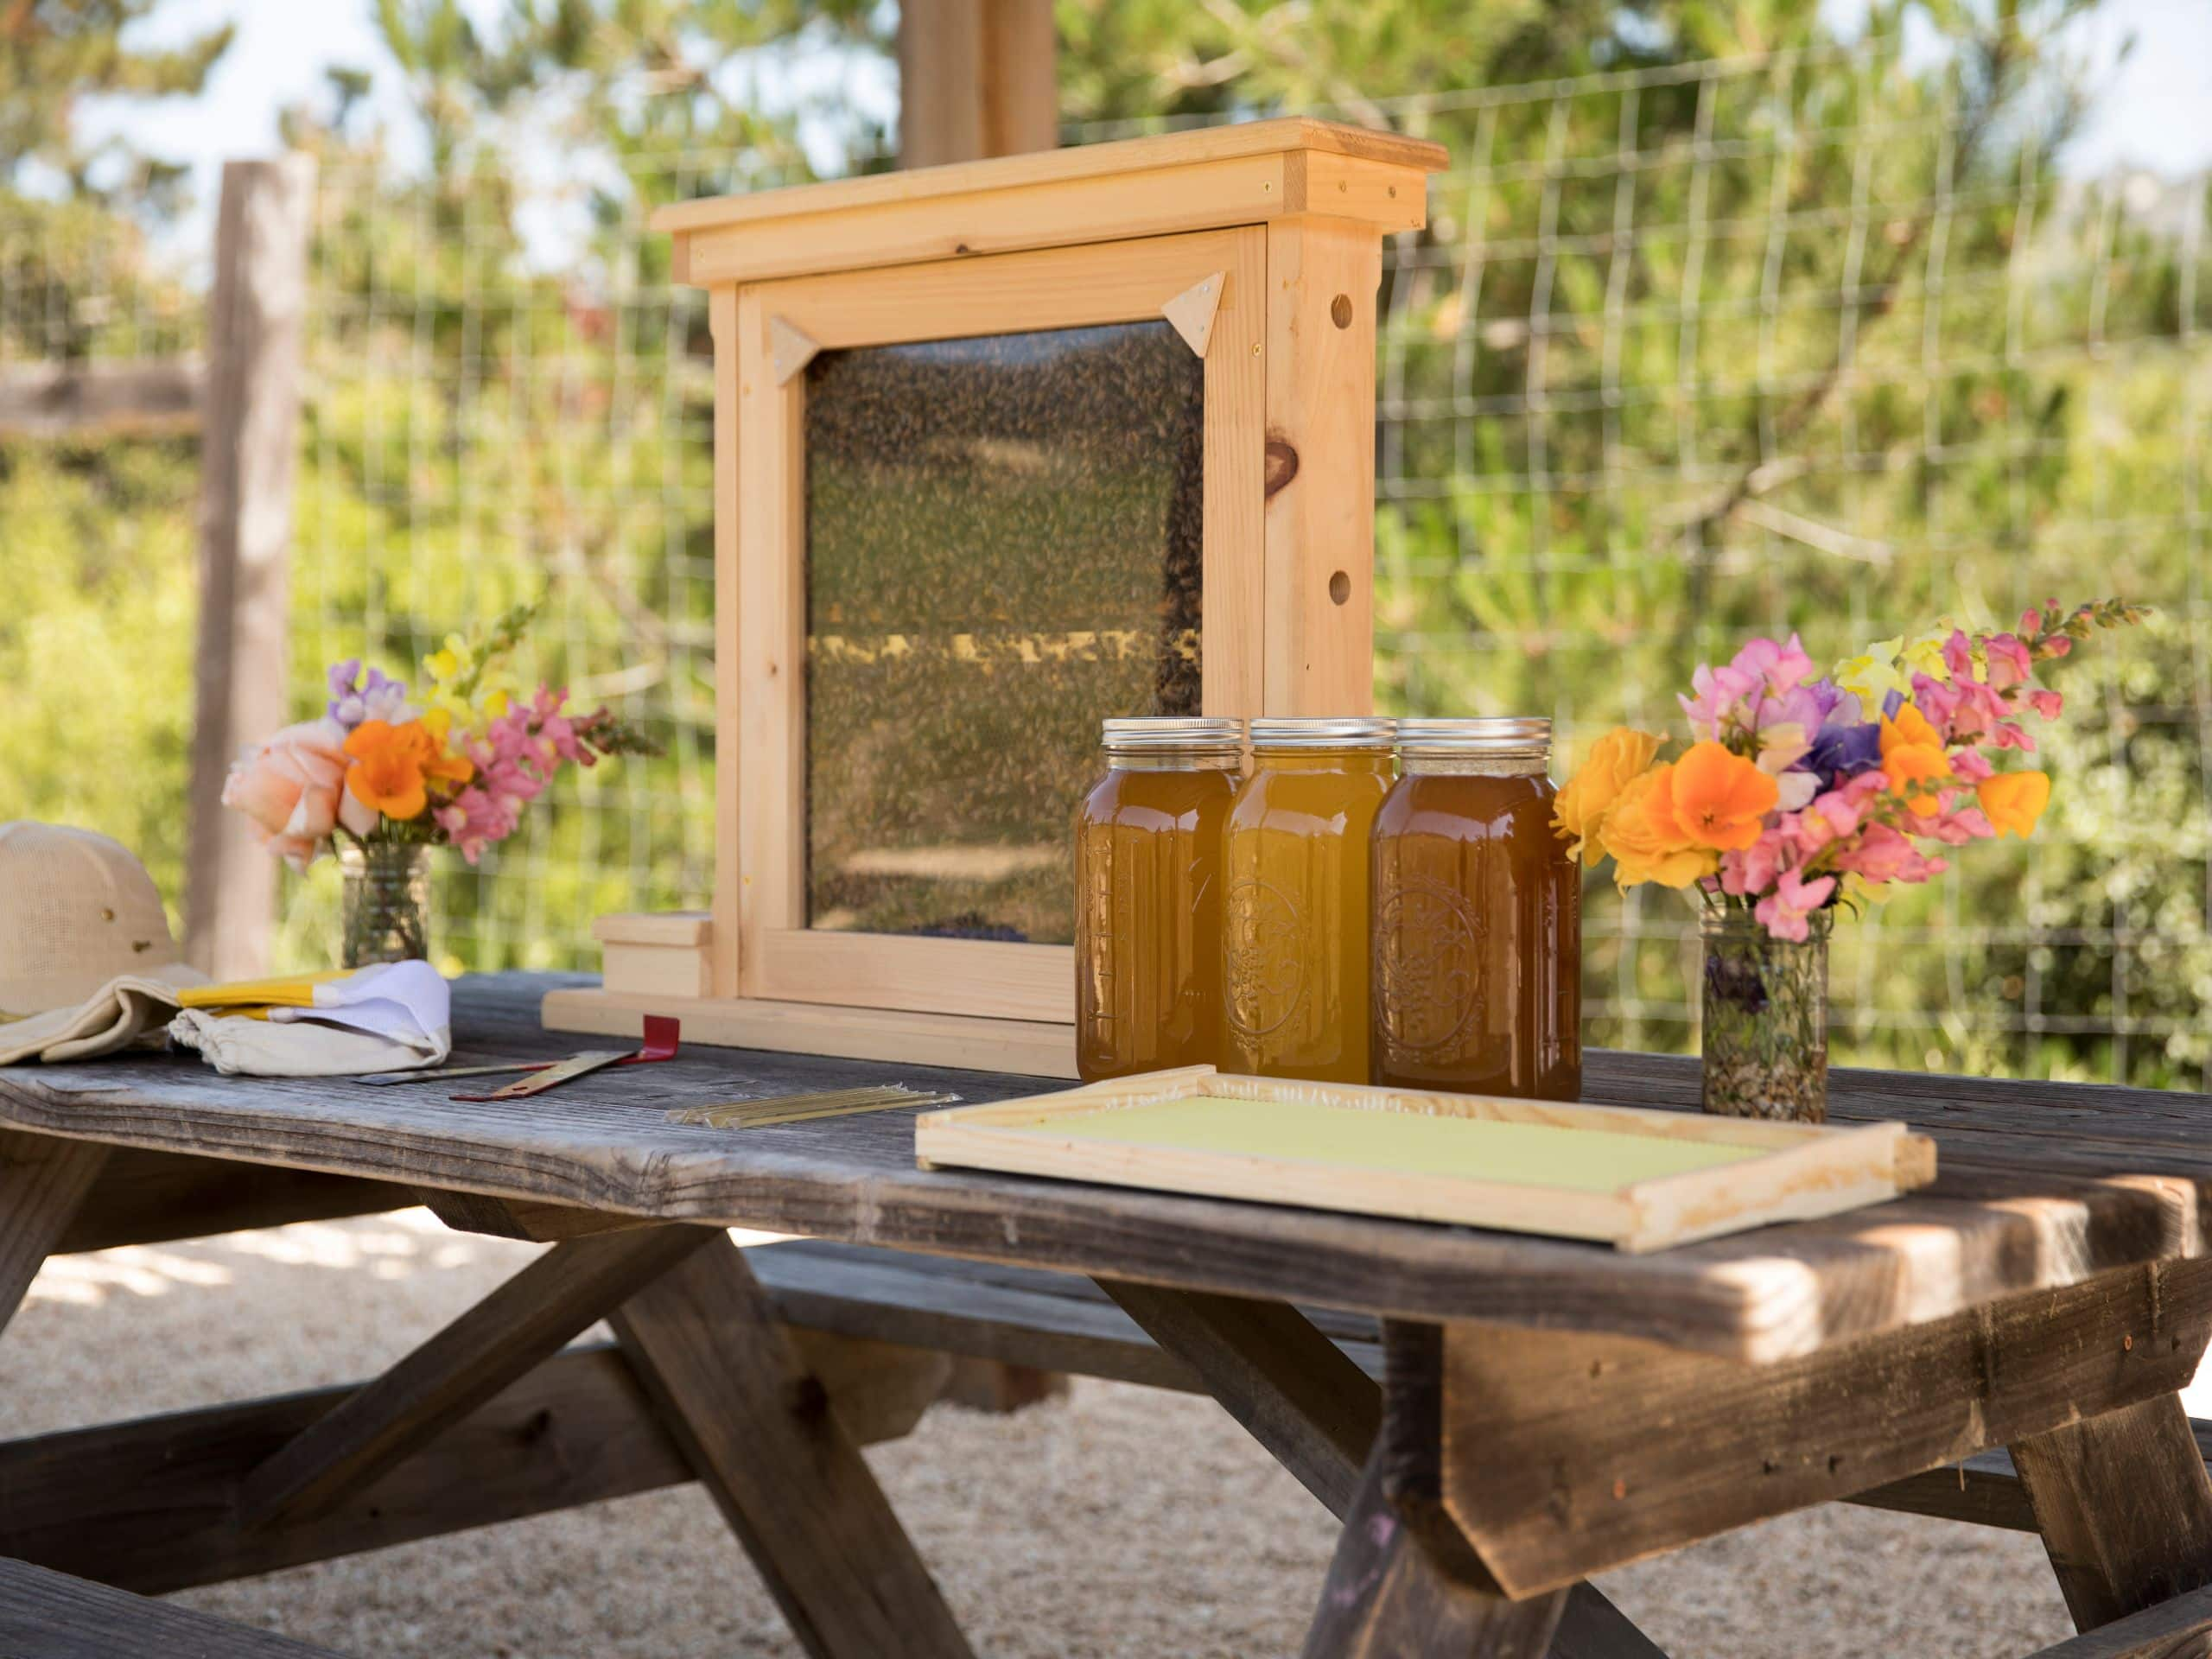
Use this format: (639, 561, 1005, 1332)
(184, 155, 316, 979)
(897, 0, 1057, 168)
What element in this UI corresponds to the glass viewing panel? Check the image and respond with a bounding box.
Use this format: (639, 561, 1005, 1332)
(803, 321, 1205, 946)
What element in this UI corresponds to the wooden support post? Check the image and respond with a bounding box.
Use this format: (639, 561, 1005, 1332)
(2012, 1392, 2212, 1633)
(185, 154, 315, 980)
(1100, 1294, 1659, 1659)
(610, 1232, 974, 1659)
(238, 1222, 714, 1529)
(1262, 216, 1383, 715)
(897, 0, 1057, 168)
(1098, 1279, 1380, 1518)
(0, 1134, 109, 1338)
(1304, 1324, 1569, 1658)
(1548, 1587, 1673, 1659)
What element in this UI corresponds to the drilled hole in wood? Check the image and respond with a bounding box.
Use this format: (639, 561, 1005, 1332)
(1330, 293, 1354, 328)
(1328, 570, 1351, 605)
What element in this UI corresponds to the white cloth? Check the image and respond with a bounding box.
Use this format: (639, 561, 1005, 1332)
(0, 960, 451, 1077)
(0, 962, 209, 1065)
(168, 960, 451, 1076)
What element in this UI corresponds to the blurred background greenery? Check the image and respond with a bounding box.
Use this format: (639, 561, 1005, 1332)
(3, 0, 2206, 1086)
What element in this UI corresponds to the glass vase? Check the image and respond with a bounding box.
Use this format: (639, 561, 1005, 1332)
(338, 842, 432, 968)
(1699, 909, 1829, 1122)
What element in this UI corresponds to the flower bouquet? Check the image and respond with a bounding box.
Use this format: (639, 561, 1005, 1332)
(223, 602, 655, 966)
(1554, 598, 2146, 1120)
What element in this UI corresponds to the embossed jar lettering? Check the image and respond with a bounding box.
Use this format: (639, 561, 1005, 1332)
(1370, 718, 1580, 1100)
(1220, 718, 1395, 1084)
(1075, 718, 1242, 1081)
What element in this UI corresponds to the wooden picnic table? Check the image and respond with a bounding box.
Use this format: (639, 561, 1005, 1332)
(2, 970, 2210, 1657)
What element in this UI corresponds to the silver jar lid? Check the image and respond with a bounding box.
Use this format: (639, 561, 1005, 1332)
(1100, 716, 1244, 753)
(1395, 716, 1551, 754)
(1247, 716, 1397, 751)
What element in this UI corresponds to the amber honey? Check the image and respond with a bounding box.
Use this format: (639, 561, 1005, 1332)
(1075, 718, 1243, 1081)
(1220, 718, 1396, 1083)
(1370, 718, 1580, 1100)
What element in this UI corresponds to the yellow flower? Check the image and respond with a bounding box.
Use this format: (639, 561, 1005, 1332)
(1554, 727, 1665, 864)
(424, 633, 473, 686)
(1599, 763, 1719, 889)
(1834, 635, 1910, 706)
(1834, 625, 1958, 707)
(1977, 771, 2050, 838)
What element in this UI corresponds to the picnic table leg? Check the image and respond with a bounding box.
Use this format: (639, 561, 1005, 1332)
(0, 1133, 110, 1339)
(2012, 1389, 2212, 1632)
(1306, 1445, 1570, 1659)
(1096, 1285, 1646, 1658)
(610, 1231, 973, 1659)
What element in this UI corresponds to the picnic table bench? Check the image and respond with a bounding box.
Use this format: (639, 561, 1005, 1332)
(2, 970, 2211, 1657)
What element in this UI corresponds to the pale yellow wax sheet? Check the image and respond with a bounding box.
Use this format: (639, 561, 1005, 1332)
(1005, 1094, 1769, 1193)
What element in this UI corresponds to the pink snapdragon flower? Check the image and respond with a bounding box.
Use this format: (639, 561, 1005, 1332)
(1832, 823, 1946, 884)
(1720, 823, 1798, 898)
(1754, 867, 1836, 942)
(1918, 801, 1996, 846)
(1680, 633, 1816, 738)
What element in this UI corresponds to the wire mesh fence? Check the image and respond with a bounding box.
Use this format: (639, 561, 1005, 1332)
(6, 29, 2209, 1086)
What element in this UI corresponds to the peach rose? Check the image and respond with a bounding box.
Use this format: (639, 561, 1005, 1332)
(221, 718, 377, 871)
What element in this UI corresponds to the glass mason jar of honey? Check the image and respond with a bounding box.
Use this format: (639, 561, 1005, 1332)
(1220, 717, 1396, 1083)
(1370, 718, 1581, 1100)
(1075, 716, 1244, 1082)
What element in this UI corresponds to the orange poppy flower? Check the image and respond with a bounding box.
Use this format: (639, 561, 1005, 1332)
(1976, 770, 2050, 838)
(1600, 763, 1719, 888)
(1668, 741, 1779, 852)
(345, 719, 436, 821)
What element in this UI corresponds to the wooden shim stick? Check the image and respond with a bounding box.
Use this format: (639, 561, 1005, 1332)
(1441, 1260, 2212, 1599)
(238, 1222, 715, 1529)
(610, 1234, 975, 1659)
(1097, 1279, 1379, 1518)
(0, 1330, 944, 1597)
(2022, 1580, 2212, 1658)
(2013, 1392, 2212, 1632)
(0, 1133, 111, 1338)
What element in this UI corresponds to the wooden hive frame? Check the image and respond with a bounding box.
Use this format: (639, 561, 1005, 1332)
(543, 119, 1449, 1072)
(916, 1066, 1940, 1253)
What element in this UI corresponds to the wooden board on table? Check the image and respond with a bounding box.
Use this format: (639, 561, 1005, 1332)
(917, 1066, 1936, 1253)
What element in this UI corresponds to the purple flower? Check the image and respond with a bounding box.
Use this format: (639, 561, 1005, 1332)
(1806, 719, 1884, 785)
(325, 659, 417, 729)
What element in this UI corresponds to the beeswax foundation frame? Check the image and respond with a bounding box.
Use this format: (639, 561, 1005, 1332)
(914, 1066, 1939, 1252)
(543, 120, 1449, 1071)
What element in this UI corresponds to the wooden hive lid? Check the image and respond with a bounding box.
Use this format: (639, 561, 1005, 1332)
(654, 117, 1452, 289)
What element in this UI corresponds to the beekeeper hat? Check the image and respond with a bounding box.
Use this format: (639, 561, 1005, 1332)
(0, 823, 186, 1015)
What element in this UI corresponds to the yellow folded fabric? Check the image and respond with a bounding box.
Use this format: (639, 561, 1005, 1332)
(173, 970, 351, 1012)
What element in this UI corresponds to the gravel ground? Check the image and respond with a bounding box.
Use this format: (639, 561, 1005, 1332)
(0, 1212, 2086, 1657)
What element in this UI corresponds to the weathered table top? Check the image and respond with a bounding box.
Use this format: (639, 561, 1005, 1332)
(2, 971, 2205, 1363)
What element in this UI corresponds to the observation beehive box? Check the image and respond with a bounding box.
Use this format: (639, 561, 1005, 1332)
(542, 120, 1449, 1075)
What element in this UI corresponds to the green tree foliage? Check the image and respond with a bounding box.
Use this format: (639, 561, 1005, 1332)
(0, 3, 218, 926)
(0, 0, 232, 217)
